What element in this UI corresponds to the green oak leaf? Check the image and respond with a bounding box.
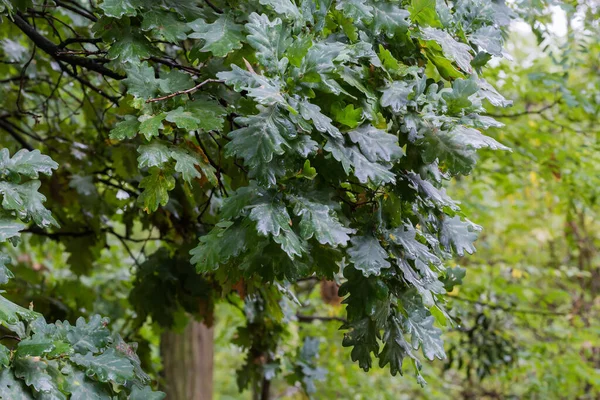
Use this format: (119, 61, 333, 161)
(15, 334, 71, 358)
(0, 149, 58, 178)
(71, 348, 134, 384)
(348, 235, 391, 277)
(157, 70, 194, 94)
(141, 10, 189, 42)
(0, 181, 58, 228)
(378, 315, 413, 376)
(0, 344, 9, 368)
(387, 224, 440, 265)
(14, 356, 66, 399)
(170, 147, 217, 185)
(403, 306, 446, 361)
(258, 0, 303, 21)
(442, 266, 466, 292)
(331, 102, 363, 128)
(470, 26, 503, 57)
(335, 0, 373, 22)
(0, 219, 25, 242)
(371, 2, 410, 36)
(139, 113, 166, 141)
(246, 13, 291, 74)
(348, 125, 403, 162)
(0, 369, 32, 399)
(122, 63, 159, 99)
(0, 253, 14, 285)
(107, 32, 153, 64)
(404, 172, 458, 210)
(442, 78, 479, 115)
(380, 80, 414, 113)
(217, 66, 287, 106)
(129, 385, 166, 400)
(225, 106, 293, 174)
(138, 168, 176, 213)
(421, 125, 509, 175)
(290, 195, 354, 246)
(324, 139, 395, 184)
(298, 101, 343, 139)
(99, 0, 140, 18)
(190, 221, 253, 272)
(188, 15, 244, 57)
(185, 98, 227, 131)
(165, 107, 202, 131)
(137, 143, 171, 168)
(67, 369, 112, 400)
(439, 216, 481, 256)
(249, 197, 304, 258)
(58, 315, 112, 355)
(421, 27, 473, 74)
(109, 116, 140, 140)
(408, 0, 441, 27)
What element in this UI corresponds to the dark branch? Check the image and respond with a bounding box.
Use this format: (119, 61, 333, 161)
(58, 37, 102, 49)
(486, 99, 560, 119)
(11, 13, 124, 80)
(204, 0, 223, 14)
(54, 0, 98, 22)
(57, 61, 120, 104)
(0, 119, 34, 150)
(23, 227, 94, 238)
(452, 296, 568, 316)
(296, 314, 347, 323)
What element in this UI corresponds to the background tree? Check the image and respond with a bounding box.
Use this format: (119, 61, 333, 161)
(4, 1, 595, 400)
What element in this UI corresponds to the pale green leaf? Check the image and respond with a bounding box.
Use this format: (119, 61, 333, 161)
(137, 143, 171, 169)
(138, 113, 165, 141)
(71, 348, 134, 384)
(246, 13, 291, 74)
(408, 0, 441, 27)
(348, 235, 391, 276)
(421, 27, 473, 74)
(348, 125, 403, 162)
(188, 15, 244, 57)
(290, 195, 354, 246)
(109, 116, 140, 141)
(0, 149, 58, 178)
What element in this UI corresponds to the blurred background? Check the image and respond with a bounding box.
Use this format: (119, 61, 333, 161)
(2, 1, 600, 399)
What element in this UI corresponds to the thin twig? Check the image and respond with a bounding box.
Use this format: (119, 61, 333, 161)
(11, 13, 123, 80)
(486, 99, 560, 119)
(452, 296, 568, 316)
(54, 0, 98, 21)
(145, 79, 223, 103)
(147, 56, 204, 75)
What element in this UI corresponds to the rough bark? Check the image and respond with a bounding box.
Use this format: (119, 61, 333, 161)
(161, 321, 214, 400)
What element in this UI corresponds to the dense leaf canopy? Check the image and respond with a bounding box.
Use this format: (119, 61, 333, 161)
(1, 0, 598, 398)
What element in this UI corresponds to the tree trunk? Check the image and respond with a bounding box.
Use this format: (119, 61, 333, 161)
(160, 321, 214, 400)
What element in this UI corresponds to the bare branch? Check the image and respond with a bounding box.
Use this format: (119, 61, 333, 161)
(452, 296, 568, 316)
(11, 13, 124, 80)
(146, 78, 223, 103)
(296, 314, 347, 323)
(0, 119, 34, 150)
